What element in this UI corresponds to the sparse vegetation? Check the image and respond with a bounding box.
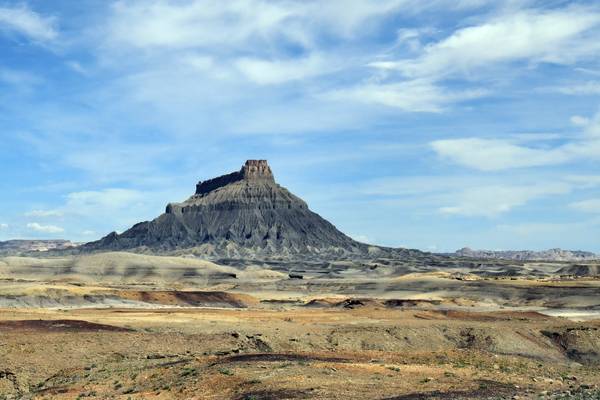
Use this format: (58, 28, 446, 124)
(218, 368, 234, 376)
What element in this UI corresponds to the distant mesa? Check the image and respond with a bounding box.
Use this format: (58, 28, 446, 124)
(453, 247, 599, 262)
(0, 240, 80, 255)
(83, 160, 416, 259)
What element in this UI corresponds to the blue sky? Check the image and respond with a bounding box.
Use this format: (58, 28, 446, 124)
(1, 0, 600, 252)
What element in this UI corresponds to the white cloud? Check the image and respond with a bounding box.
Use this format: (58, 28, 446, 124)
(25, 210, 64, 218)
(107, 0, 300, 50)
(431, 137, 600, 171)
(102, 0, 499, 58)
(0, 223, 8, 230)
(17, 186, 190, 242)
(574, 110, 600, 137)
(508, 132, 563, 142)
(27, 222, 64, 234)
(570, 198, 600, 214)
(0, 4, 57, 41)
(64, 189, 147, 217)
(571, 115, 590, 126)
(431, 110, 600, 171)
(100, 0, 500, 118)
(371, 7, 600, 79)
(310, 0, 408, 38)
(431, 138, 569, 171)
(99, 0, 412, 97)
(66, 61, 90, 76)
(360, 173, 596, 219)
(439, 183, 571, 217)
(92, 0, 600, 133)
(28, 189, 151, 223)
(555, 81, 600, 96)
(235, 54, 334, 85)
(106, 0, 409, 51)
(328, 79, 486, 112)
(348, 6, 600, 113)
(564, 175, 600, 189)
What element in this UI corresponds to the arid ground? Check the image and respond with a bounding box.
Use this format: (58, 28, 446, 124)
(1, 253, 600, 399)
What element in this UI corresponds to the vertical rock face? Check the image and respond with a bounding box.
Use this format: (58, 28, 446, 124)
(195, 160, 273, 195)
(241, 160, 273, 180)
(83, 160, 373, 258)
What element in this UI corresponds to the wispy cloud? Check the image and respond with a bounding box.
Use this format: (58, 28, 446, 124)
(438, 183, 571, 217)
(431, 110, 600, 171)
(235, 54, 336, 85)
(355, 6, 600, 111)
(63, 189, 148, 217)
(328, 79, 486, 112)
(105, 0, 408, 51)
(370, 7, 600, 79)
(106, 0, 300, 50)
(552, 81, 600, 95)
(570, 198, 600, 214)
(0, 4, 57, 42)
(2, 1, 600, 251)
(92, 0, 508, 124)
(431, 138, 568, 171)
(26, 188, 188, 241)
(26, 222, 64, 234)
(360, 172, 600, 219)
(24, 210, 63, 218)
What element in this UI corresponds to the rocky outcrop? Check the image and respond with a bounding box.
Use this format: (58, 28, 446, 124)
(195, 160, 274, 195)
(83, 160, 414, 260)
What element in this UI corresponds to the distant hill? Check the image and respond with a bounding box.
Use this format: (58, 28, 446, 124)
(0, 240, 80, 255)
(452, 247, 599, 262)
(556, 264, 600, 276)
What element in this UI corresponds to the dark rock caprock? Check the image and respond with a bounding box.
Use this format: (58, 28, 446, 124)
(83, 160, 416, 259)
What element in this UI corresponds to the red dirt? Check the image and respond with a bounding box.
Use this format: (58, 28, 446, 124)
(0, 319, 133, 332)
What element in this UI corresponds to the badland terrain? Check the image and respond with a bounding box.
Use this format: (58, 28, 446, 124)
(1, 161, 599, 399)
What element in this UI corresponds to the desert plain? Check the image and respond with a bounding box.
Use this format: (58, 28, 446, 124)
(1, 252, 599, 400)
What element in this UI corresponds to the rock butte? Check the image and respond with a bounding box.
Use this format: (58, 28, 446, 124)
(83, 160, 417, 259)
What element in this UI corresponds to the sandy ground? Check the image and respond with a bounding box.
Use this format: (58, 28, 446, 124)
(2, 304, 600, 399)
(1, 253, 600, 399)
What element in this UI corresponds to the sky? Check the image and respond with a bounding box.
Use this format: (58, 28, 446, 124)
(1, 0, 600, 252)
